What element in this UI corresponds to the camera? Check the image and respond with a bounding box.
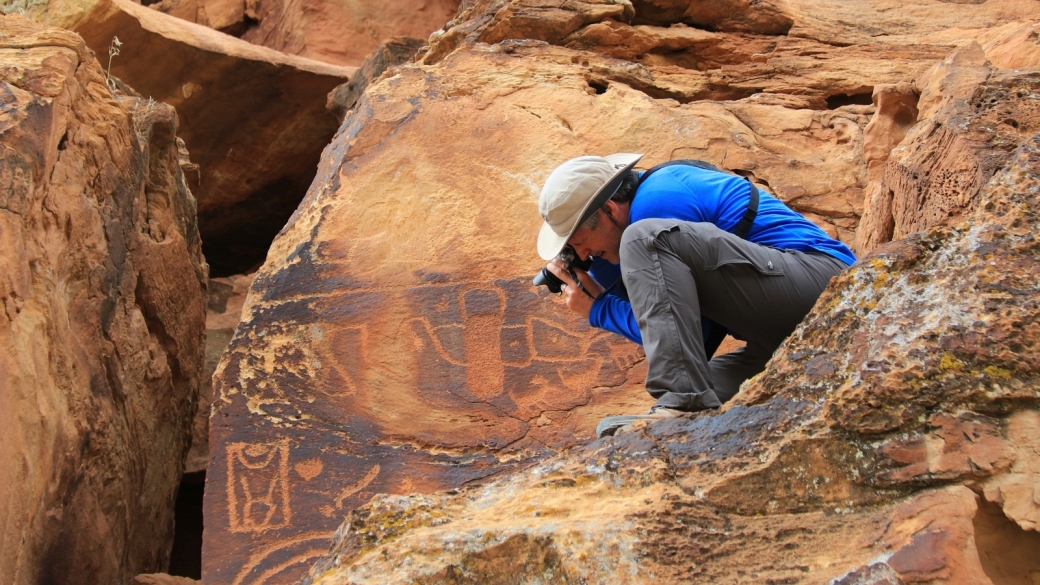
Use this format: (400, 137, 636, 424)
(533, 245, 593, 294)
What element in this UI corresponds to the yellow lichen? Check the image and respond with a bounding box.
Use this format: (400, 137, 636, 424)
(872, 272, 890, 290)
(939, 353, 964, 371)
(983, 365, 1012, 379)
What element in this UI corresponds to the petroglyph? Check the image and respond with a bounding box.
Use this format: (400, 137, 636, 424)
(405, 279, 636, 419)
(461, 287, 506, 400)
(294, 458, 324, 482)
(231, 531, 333, 585)
(209, 278, 644, 584)
(227, 440, 292, 533)
(334, 465, 381, 510)
(328, 325, 368, 395)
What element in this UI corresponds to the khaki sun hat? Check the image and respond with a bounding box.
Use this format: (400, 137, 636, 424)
(537, 153, 644, 260)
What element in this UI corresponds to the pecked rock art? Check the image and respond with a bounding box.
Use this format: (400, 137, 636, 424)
(205, 265, 646, 583)
(225, 440, 293, 534)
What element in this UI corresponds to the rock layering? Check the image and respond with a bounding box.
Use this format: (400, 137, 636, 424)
(205, 0, 1039, 583)
(303, 129, 1040, 585)
(0, 15, 206, 585)
(26, 0, 357, 275)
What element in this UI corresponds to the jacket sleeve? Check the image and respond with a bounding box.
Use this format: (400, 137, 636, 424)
(585, 258, 643, 344)
(589, 295, 642, 344)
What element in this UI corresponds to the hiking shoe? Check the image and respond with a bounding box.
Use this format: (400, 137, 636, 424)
(595, 406, 685, 438)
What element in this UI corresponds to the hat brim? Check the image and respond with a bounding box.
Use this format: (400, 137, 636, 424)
(537, 153, 643, 260)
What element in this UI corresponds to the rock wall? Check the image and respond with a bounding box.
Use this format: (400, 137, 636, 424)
(302, 126, 1040, 585)
(204, 0, 1038, 583)
(0, 15, 206, 585)
(857, 34, 1040, 253)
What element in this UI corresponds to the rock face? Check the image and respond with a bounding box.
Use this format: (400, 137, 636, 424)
(204, 0, 1037, 583)
(148, 0, 460, 67)
(0, 15, 206, 585)
(26, 0, 356, 275)
(302, 131, 1040, 584)
(857, 38, 1040, 252)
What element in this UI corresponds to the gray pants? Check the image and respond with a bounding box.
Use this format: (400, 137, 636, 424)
(619, 219, 848, 411)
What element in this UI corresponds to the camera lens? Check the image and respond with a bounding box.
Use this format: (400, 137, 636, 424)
(533, 267, 563, 294)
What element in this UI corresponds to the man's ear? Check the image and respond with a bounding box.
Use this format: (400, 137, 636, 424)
(604, 200, 620, 221)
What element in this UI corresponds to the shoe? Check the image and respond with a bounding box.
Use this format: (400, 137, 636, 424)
(595, 406, 685, 438)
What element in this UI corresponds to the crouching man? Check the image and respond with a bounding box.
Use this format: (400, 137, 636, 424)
(536, 154, 856, 437)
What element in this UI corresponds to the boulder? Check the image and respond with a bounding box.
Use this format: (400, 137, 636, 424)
(202, 35, 878, 585)
(0, 15, 206, 585)
(24, 0, 356, 275)
(422, 0, 1038, 108)
(147, 0, 460, 67)
(302, 129, 1040, 585)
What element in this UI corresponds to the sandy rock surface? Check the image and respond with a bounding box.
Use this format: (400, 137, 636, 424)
(858, 41, 1040, 252)
(23, 0, 356, 275)
(203, 0, 1038, 582)
(0, 15, 206, 585)
(326, 37, 426, 123)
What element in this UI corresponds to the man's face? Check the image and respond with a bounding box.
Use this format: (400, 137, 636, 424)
(567, 208, 625, 264)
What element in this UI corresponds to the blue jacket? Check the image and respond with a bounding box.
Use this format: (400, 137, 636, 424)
(588, 165, 856, 344)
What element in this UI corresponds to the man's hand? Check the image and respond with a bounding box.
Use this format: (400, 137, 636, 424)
(547, 259, 604, 320)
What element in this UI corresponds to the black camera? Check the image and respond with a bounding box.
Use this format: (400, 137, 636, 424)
(533, 245, 593, 294)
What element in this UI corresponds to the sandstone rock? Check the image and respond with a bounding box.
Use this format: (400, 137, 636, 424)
(302, 129, 1040, 585)
(326, 37, 425, 123)
(856, 38, 1040, 254)
(0, 15, 206, 584)
(424, 0, 1037, 108)
(148, 0, 460, 67)
(204, 0, 1037, 581)
(203, 34, 880, 585)
(630, 0, 793, 35)
(24, 0, 356, 275)
(982, 410, 1040, 532)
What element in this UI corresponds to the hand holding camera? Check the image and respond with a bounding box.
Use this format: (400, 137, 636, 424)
(533, 246, 603, 319)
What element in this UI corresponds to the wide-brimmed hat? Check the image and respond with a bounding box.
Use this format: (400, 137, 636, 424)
(537, 153, 644, 260)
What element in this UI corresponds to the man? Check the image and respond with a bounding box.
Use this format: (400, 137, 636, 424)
(536, 153, 855, 437)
